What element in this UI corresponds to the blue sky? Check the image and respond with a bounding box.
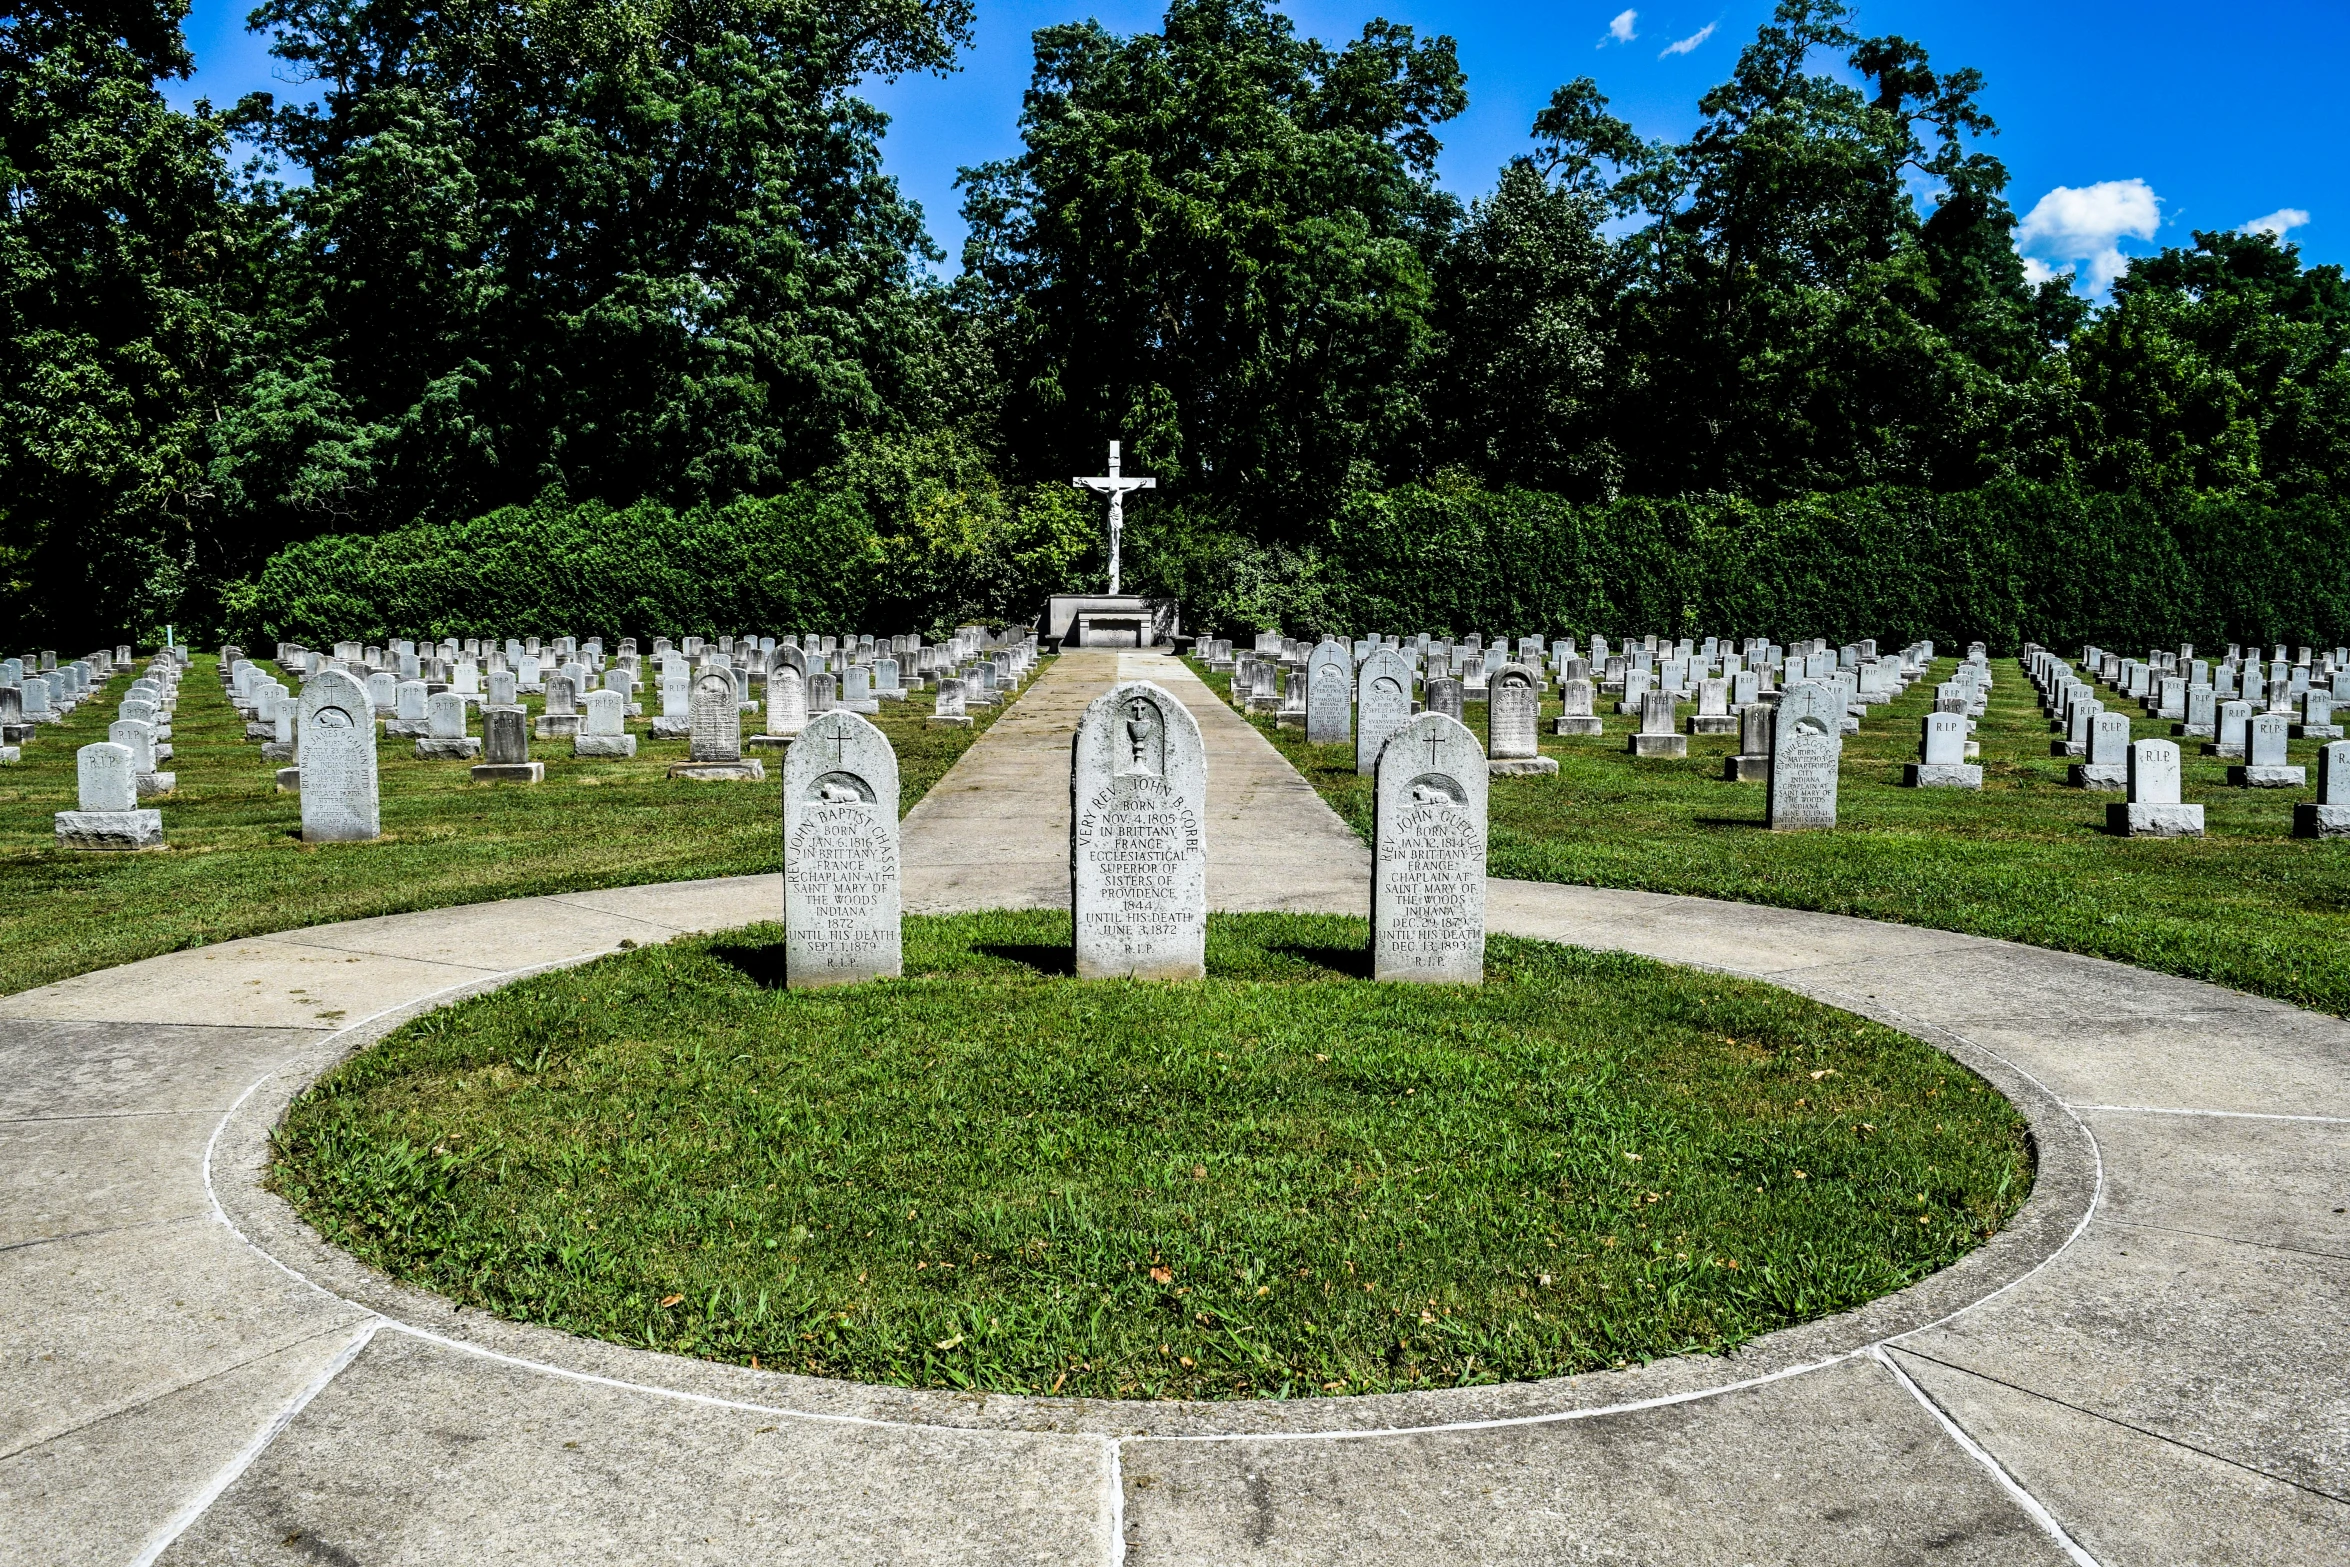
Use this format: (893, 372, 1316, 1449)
(169, 0, 2348, 293)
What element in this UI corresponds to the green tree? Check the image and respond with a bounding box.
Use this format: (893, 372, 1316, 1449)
(0, 0, 241, 643)
(958, 0, 1465, 527)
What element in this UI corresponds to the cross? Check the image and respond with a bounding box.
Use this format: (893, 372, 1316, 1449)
(1072, 440, 1156, 596)
(1423, 727, 1445, 768)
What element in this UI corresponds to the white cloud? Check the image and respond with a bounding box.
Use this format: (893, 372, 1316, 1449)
(2240, 207, 2311, 239)
(1604, 9, 1638, 45)
(2020, 257, 2069, 288)
(2017, 179, 2161, 296)
(1659, 21, 1716, 57)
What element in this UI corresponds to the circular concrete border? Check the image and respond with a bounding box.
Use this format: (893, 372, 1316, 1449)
(206, 900, 2100, 1442)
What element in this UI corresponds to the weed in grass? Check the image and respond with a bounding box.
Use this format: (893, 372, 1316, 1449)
(271, 911, 2030, 1401)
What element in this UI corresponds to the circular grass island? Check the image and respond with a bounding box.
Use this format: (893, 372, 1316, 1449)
(271, 912, 2032, 1401)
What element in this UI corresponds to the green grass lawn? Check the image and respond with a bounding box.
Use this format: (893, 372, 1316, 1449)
(1205, 657, 2350, 1017)
(269, 911, 2028, 1400)
(0, 654, 1036, 993)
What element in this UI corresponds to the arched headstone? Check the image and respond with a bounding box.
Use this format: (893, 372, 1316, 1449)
(1071, 681, 1207, 979)
(1372, 713, 1486, 983)
(783, 710, 901, 987)
(1486, 663, 1554, 775)
(1355, 646, 1413, 776)
(1766, 681, 1841, 830)
(1306, 639, 1352, 746)
(299, 668, 381, 841)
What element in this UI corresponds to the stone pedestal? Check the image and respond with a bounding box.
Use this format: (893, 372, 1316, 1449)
(2109, 802, 2204, 837)
(650, 715, 692, 740)
(275, 766, 299, 791)
(1905, 762, 1982, 789)
(2229, 764, 2306, 788)
(668, 760, 765, 782)
(54, 809, 163, 850)
(574, 734, 636, 758)
(1629, 733, 1687, 758)
(747, 732, 798, 748)
(135, 771, 175, 798)
(534, 714, 581, 740)
(260, 740, 295, 762)
(1488, 757, 1558, 777)
(2290, 723, 2343, 740)
(2068, 763, 2128, 790)
(2293, 803, 2350, 838)
(413, 738, 482, 760)
(1686, 715, 1738, 735)
(1044, 594, 1179, 649)
(0, 745, 18, 765)
(471, 762, 545, 783)
(2201, 742, 2245, 759)
(924, 715, 974, 730)
(1723, 753, 1768, 781)
(1550, 715, 1603, 736)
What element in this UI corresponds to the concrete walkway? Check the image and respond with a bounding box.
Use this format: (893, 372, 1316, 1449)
(1, 652, 2343, 1564)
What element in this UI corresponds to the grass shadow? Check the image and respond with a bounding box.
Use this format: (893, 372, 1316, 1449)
(1691, 815, 1770, 831)
(1261, 943, 1373, 980)
(972, 942, 1077, 977)
(707, 940, 790, 990)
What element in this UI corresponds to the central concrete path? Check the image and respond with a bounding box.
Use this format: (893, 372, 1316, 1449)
(1, 651, 2343, 1565)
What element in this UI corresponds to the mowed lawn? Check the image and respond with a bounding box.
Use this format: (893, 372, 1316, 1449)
(0, 654, 1031, 993)
(1210, 656, 2350, 1017)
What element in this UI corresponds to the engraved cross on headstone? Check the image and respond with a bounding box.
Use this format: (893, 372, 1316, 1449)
(1072, 440, 1156, 596)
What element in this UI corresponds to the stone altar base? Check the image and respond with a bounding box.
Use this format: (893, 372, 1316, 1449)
(1724, 753, 1769, 781)
(1550, 715, 1603, 736)
(747, 732, 800, 748)
(2293, 803, 2350, 838)
(413, 738, 481, 760)
(1905, 762, 1982, 789)
(2068, 763, 2128, 790)
(1488, 757, 1559, 777)
(2229, 764, 2306, 788)
(2291, 723, 2344, 740)
(1686, 715, 1738, 735)
(0, 745, 17, 765)
(471, 762, 545, 784)
(383, 720, 430, 738)
(56, 808, 163, 850)
(2173, 722, 2214, 739)
(135, 771, 175, 798)
(275, 766, 299, 792)
(923, 715, 973, 730)
(1629, 733, 1688, 758)
(649, 716, 692, 740)
(2201, 742, 2245, 759)
(667, 760, 765, 782)
(534, 715, 581, 740)
(2109, 802, 2205, 837)
(573, 734, 636, 758)
(260, 741, 296, 762)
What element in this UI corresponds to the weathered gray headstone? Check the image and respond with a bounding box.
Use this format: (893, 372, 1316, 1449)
(1355, 647, 1414, 776)
(1551, 676, 1600, 736)
(1371, 712, 1486, 984)
(2070, 711, 2132, 790)
(1486, 663, 1554, 775)
(1306, 639, 1352, 746)
(1071, 682, 1208, 979)
(2111, 739, 2201, 836)
(575, 689, 636, 757)
(672, 666, 762, 780)
(1426, 676, 1464, 723)
(782, 710, 902, 987)
(1630, 688, 1686, 758)
(472, 706, 542, 783)
(299, 669, 382, 840)
(415, 691, 480, 759)
(535, 672, 582, 739)
(55, 742, 164, 849)
(1906, 710, 1981, 789)
(1725, 701, 1773, 782)
(1767, 682, 1842, 829)
(2294, 741, 2350, 837)
(109, 718, 174, 796)
(764, 661, 808, 736)
(2231, 711, 2303, 787)
(927, 675, 971, 729)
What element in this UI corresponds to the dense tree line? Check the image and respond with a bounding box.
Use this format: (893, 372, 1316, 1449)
(4, 0, 2346, 643)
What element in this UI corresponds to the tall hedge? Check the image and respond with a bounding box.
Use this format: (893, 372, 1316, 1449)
(228, 477, 2350, 654)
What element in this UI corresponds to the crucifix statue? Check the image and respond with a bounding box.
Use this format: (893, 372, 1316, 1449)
(1072, 440, 1156, 596)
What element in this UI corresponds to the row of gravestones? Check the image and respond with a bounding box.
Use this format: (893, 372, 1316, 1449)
(3, 645, 152, 762)
(781, 682, 1491, 990)
(207, 635, 1037, 807)
(48, 651, 192, 850)
(2032, 643, 2350, 839)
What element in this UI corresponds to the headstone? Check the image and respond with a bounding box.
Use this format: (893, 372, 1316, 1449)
(1767, 682, 1841, 829)
(1426, 676, 1463, 723)
(1354, 647, 1414, 776)
(1688, 677, 1736, 735)
(55, 742, 163, 849)
(2211, 699, 2253, 759)
(1725, 701, 1773, 782)
(781, 710, 903, 987)
(2071, 712, 2132, 790)
(2231, 711, 2304, 788)
(926, 675, 971, 730)
(473, 705, 543, 783)
(1306, 639, 1352, 746)
(1486, 663, 1553, 775)
(575, 689, 636, 757)
(1630, 687, 1686, 758)
(1071, 682, 1208, 979)
(1906, 710, 1981, 789)
(1551, 676, 1600, 737)
(299, 669, 382, 840)
(2111, 739, 2201, 836)
(2294, 741, 2350, 837)
(415, 691, 480, 759)
(1371, 713, 1487, 984)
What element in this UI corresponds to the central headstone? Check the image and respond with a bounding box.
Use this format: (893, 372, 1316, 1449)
(1372, 712, 1486, 983)
(1305, 639, 1352, 746)
(415, 691, 480, 759)
(2111, 738, 2202, 837)
(299, 668, 382, 841)
(1071, 682, 1208, 979)
(783, 710, 902, 987)
(672, 666, 764, 780)
(1767, 681, 1841, 829)
(1486, 663, 1556, 775)
(55, 742, 164, 850)
(1906, 710, 1981, 789)
(1354, 646, 1413, 776)
(575, 689, 636, 757)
